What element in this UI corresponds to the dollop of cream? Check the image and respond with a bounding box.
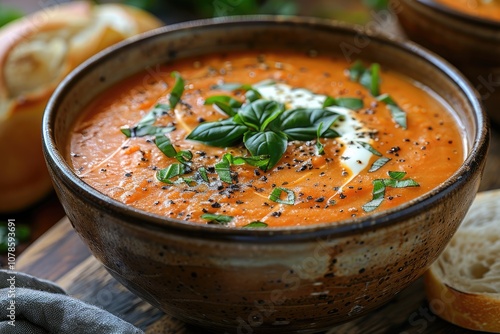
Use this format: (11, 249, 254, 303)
(257, 83, 374, 186)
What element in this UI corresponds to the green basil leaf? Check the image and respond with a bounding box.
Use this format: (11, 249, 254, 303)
(349, 60, 367, 82)
(213, 79, 275, 92)
(315, 123, 325, 156)
(238, 100, 284, 131)
(252, 79, 276, 88)
(372, 179, 387, 200)
(155, 135, 177, 157)
(204, 95, 242, 117)
(121, 104, 173, 138)
(141, 104, 170, 125)
(201, 213, 233, 224)
(377, 93, 407, 129)
(357, 141, 382, 156)
(323, 96, 364, 111)
(362, 179, 386, 212)
(245, 89, 262, 102)
(120, 103, 175, 138)
(187, 118, 248, 147)
(223, 153, 271, 168)
(388, 170, 406, 180)
(215, 155, 232, 183)
(156, 164, 185, 183)
(169, 71, 184, 109)
(212, 83, 252, 91)
(197, 167, 209, 183)
(120, 128, 132, 137)
(322, 128, 341, 138)
(279, 108, 341, 141)
(368, 157, 391, 172)
(360, 63, 381, 96)
(122, 125, 175, 137)
(362, 197, 385, 212)
(242, 221, 268, 228)
(384, 179, 420, 188)
(269, 187, 295, 205)
(176, 150, 193, 165)
(244, 131, 288, 171)
(205, 95, 242, 108)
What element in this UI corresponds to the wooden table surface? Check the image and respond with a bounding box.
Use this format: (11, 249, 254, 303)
(15, 130, 500, 334)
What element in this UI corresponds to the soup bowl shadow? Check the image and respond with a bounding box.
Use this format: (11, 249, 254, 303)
(42, 16, 489, 333)
(395, 0, 500, 125)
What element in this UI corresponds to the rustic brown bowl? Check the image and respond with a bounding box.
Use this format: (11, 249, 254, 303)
(42, 16, 489, 333)
(395, 0, 500, 125)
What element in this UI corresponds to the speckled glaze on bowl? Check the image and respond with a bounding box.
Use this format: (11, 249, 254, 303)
(395, 0, 500, 125)
(42, 17, 489, 333)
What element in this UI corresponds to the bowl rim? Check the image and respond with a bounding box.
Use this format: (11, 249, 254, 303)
(414, 0, 500, 28)
(43, 15, 489, 243)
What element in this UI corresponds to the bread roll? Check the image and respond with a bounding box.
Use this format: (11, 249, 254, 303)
(424, 189, 500, 333)
(0, 1, 162, 212)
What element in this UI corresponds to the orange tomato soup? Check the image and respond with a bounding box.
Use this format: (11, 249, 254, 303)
(434, 0, 500, 21)
(69, 51, 464, 227)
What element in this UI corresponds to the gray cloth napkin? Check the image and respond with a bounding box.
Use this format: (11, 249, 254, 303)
(0, 270, 143, 334)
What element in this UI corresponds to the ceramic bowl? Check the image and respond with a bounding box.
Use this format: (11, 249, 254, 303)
(395, 0, 500, 125)
(42, 17, 489, 333)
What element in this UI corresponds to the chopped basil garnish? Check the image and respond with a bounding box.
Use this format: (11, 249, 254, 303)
(222, 153, 270, 168)
(377, 94, 407, 129)
(388, 170, 406, 180)
(349, 61, 407, 129)
(204, 95, 242, 117)
(269, 187, 295, 205)
(362, 179, 386, 212)
(176, 150, 193, 165)
(169, 71, 184, 109)
(357, 141, 382, 156)
(215, 155, 233, 183)
(213, 79, 275, 92)
(120, 71, 185, 138)
(201, 213, 233, 225)
(323, 96, 364, 111)
(156, 164, 185, 184)
(362, 171, 419, 212)
(197, 167, 209, 183)
(245, 89, 262, 102)
(368, 157, 391, 172)
(121, 104, 175, 138)
(242, 221, 268, 228)
(155, 136, 177, 157)
(349, 60, 366, 82)
(155, 135, 192, 166)
(353, 62, 381, 97)
(315, 123, 325, 156)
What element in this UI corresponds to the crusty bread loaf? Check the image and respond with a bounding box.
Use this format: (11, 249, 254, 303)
(424, 189, 500, 333)
(0, 1, 162, 212)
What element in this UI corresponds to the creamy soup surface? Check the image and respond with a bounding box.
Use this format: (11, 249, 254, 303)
(434, 0, 500, 21)
(69, 51, 464, 228)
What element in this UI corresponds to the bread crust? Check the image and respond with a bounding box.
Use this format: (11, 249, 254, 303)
(424, 189, 500, 333)
(0, 1, 162, 212)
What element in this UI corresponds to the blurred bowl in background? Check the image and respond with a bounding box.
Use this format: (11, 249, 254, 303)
(395, 0, 500, 125)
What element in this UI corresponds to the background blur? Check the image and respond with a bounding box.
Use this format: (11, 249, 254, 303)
(0, 0, 389, 26)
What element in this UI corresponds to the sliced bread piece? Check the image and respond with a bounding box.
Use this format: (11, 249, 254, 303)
(424, 189, 500, 332)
